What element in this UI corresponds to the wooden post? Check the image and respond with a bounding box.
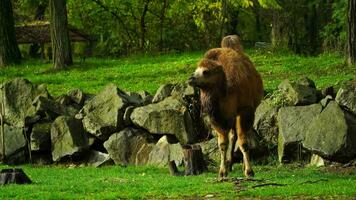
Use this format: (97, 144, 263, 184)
(183, 145, 206, 175)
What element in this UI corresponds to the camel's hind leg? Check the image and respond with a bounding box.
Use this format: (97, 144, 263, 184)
(236, 112, 255, 177)
(227, 129, 237, 172)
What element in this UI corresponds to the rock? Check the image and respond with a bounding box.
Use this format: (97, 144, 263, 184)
(152, 84, 174, 103)
(320, 95, 333, 108)
(51, 116, 89, 162)
(335, 81, 356, 115)
(304, 101, 356, 162)
(81, 84, 137, 141)
(277, 104, 322, 163)
(30, 122, 52, 151)
(130, 96, 197, 144)
(171, 83, 196, 98)
(55, 95, 72, 106)
(309, 154, 326, 167)
(0, 78, 49, 127)
(199, 137, 220, 165)
(67, 88, 85, 105)
(147, 136, 184, 167)
(85, 150, 113, 167)
(33, 96, 79, 119)
(253, 100, 279, 146)
(103, 128, 155, 166)
(0, 125, 26, 160)
(123, 106, 135, 126)
(321, 86, 335, 98)
(278, 77, 318, 106)
(137, 91, 153, 105)
(0, 168, 32, 185)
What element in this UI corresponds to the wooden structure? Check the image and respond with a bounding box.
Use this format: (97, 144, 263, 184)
(15, 22, 93, 44)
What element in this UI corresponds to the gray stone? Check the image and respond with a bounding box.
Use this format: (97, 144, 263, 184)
(304, 101, 356, 162)
(34, 96, 79, 119)
(30, 122, 52, 151)
(0, 78, 49, 127)
(278, 77, 318, 106)
(320, 95, 333, 108)
(67, 88, 85, 105)
(277, 104, 322, 163)
(123, 106, 135, 126)
(51, 116, 89, 162)
(309, 154, 326, 167)
(85, 150, 113, 167)
(152, 84, 174, 103)
(335, 81, 356, 115)
(147, 136, 184, 167)
(130, 96, 197, 144)
(103, 128, 155, 166)
(0, 125, 26, 159)
(137, 91, 153, 105)
(199, 137, 219, 165)
(171, 83, 196, 99)
(253, 100, 279, 146)
(81, 84, 136, 141)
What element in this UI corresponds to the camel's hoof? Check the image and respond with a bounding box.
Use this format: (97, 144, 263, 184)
(245, 169, 255, 178)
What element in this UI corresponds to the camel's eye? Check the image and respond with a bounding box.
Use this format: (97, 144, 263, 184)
(203, 70, 210, 76)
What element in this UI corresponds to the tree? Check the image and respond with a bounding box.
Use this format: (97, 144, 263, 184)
(49, 0, 73, 70)
(348, 0, 356, 65)
(0, 0, 21, 67)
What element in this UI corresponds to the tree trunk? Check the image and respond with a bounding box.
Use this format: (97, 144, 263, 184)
(183, 145, 206, 175)
(140, 0, 150, 51)
(159, 0, 168, 51)
(348, 0, 356, 65)
(49, 0, 72, 70)
(0, 0, 21, 67)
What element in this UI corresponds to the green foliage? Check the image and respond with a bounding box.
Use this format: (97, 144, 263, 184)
(0, 164, 355, 199)
(320, 0, 348, 51)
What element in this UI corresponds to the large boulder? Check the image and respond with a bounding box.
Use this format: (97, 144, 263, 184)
(304, 101, 356, 162)
(81, 84, 137, 141)
(103, 128, 155, 166)
(0, 125, 26, 162)
(130, 96, 197, 144)
(51, 116, 89, 162)
(277, 104, 322, 163)
(278, 77, 318, 106)
(335, 81, 356, 115)
(253, 100, 279, 146)
(30, 122, 52, 152)
(0, 78, 49, 127)
(147, 136, 184, 167)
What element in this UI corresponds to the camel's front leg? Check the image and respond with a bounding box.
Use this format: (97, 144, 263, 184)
(214, 126, 229, 180)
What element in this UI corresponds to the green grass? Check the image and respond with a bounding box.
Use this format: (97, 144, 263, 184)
(0, 164, 355, 199)
(1, 50, 355, 96)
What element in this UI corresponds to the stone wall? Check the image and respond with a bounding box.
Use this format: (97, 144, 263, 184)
(0, 77, 355, 168)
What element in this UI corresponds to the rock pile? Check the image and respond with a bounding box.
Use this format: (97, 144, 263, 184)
(0, 77, 355, 168)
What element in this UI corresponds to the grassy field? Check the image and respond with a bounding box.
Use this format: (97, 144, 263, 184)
(0, 164, 355, 199)
(0, 50, 355, 96)
(1, 50, 356, 199)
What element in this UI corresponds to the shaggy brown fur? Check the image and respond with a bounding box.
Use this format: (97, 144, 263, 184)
(188, 47, 263, 179)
